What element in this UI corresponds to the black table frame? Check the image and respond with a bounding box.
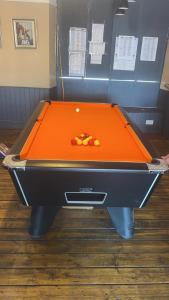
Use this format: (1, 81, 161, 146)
(3, 100, 167, 239)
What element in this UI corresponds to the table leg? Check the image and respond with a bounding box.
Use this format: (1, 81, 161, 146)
(107, 207, 134, 239)
(29, 205, 60, 238)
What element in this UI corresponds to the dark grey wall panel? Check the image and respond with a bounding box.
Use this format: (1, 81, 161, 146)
(61, 79, 109, 101)
(58, 0, 89, 77)
(58, 0, 169, 104)
(136, 0, 169, 82)
(109, 0, 169, 114)
(57, 0, 169, 133)
(111, 0, 169, 82)
(0, 87, 57, 128)
(126, 111, 162, 134)
(108, 81, 161, 107)
(59, 80, 161, 107)
(86, 0, 113, 78)
(111, 1, 140, 82)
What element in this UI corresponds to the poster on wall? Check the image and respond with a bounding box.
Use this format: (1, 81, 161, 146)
(69, 27, 87, 76)
(69, 27, 86, 52)
(89, 41, 105, 64)
(69, 52, 86, 77)
(92, 23, 104, 42)
(13, 19, 36, 48)
(113, 35, 138, 71)
(89, 23, 105, 65)
(140, 37, 158, 61)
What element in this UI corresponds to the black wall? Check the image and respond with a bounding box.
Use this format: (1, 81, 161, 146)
(57, 0, 169, 133)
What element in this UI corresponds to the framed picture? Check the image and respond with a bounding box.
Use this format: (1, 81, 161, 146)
(13, 19, 36, 48)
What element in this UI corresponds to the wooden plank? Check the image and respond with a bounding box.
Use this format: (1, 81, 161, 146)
(0, 267, 168, 285)
(0, 209, 30, 218)
(0, 217, 169, 230)
(0, 285, 169, 300)
(135, 210, 169, 219)
(0, 201, 21, 209)
(0, 240, 168, 254)
(0, 252, 168, 268)
(0, 219, 29, 229)
(0, 218, 169, 230)
(0, 228, 169, 241)
(135, 219, 169, 229)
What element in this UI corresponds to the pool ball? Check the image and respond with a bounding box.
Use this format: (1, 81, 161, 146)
(94, 139, 100, 146)
(89, 139, 94, 146)
(77, 139, 83, 145)
(71, 138, 77, 145)
(82, 139, 89, 146)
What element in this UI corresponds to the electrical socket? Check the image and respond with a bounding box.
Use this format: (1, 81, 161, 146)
(146, 120, 154, 125)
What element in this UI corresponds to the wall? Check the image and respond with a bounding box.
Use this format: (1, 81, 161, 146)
(49, 3, 57, 88)
(161, 40, 169, 90)
(57, 0, 169, 133)
(160, 40, 169, 137)
(0, 0, 57, 128)
(1, 0, 169, 131)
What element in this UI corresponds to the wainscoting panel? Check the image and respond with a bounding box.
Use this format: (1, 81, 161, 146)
(0, 87, 57, 128)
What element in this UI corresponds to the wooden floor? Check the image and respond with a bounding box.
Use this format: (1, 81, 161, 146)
(0, 129, 169, 299)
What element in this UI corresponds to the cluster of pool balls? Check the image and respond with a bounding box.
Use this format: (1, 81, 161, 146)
(71, 133, 100, 146)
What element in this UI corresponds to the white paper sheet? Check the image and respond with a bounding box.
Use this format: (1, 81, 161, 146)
(113, 59, 136, 71)
(90, 54, 103, 64)
(89, 42, 105, 55)
(113, 36, 138, 71)
(69, 27, 87, 52)
(69, 27, 87, 76)
(90, 23, 105, 65)
(140, 37, 158, 61)
(91, 24, 104, 42)
(117, 36, 138, 59)
(69, 52, 85, 76)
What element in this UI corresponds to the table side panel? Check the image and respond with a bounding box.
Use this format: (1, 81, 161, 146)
(11, 167, 159, 208)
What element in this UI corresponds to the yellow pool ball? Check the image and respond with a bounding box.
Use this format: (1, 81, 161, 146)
(82, 139, 89, 146)
(94, 139, 100, 146)
(77, 139, 82, 145)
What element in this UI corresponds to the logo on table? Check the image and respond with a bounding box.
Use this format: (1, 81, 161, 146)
(79, 187, 94, 193)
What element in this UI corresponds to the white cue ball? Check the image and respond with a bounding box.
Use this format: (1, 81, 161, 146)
(75, 108, 80, 112)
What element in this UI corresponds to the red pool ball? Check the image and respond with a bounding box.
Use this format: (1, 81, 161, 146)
(89, 139, 95, 146)
(71, 138, 77, 145)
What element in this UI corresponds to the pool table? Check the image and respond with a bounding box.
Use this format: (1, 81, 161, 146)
(3, 100, 168, 239)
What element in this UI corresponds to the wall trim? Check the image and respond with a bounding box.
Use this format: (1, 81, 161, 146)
(3, 0, 57, 6)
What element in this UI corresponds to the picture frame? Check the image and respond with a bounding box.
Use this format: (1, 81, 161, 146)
(13, 19, 36, 48)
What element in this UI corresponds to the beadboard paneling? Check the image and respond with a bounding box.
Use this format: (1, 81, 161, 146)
(0, 86, 57, 128)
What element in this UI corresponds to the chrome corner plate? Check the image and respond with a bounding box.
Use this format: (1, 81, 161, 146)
(3, 155, 26, 170)
(147, 159, 169, 173)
